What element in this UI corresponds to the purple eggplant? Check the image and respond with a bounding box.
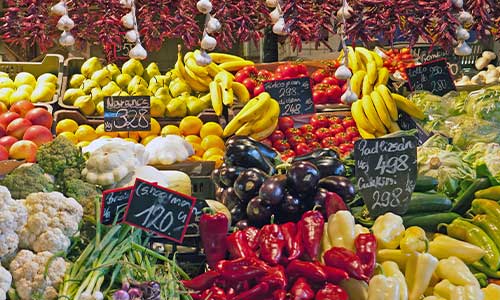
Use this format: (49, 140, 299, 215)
(234, 168, 268, 202)
(318, 176, 355, 202)
(287, 161, 320, 196)
(278, 192, 304, 223)
(220, 166, 245, 187)
(211, 168, 224, 188)
(220, 187, 242, 210)
(313, 157, 346, 178)
(235, 219, 250, 230)
(259, 174, 287, 206)
(246, 196, 273, 226)
(215, 187, 225, 202)
(230, 202, 247, 224)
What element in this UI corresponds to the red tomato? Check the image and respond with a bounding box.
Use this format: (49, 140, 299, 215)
(310, 141, 322, 150)
(242, 78, 257, 94)
(253, 84, 265, 96)
(329, 124, 344, 136)
(352, 136, 361, 143)
(285, 127, 301, 138)
(278, 64, 298, 78)
(327, 116, 343, 126)
(311, 69, 327, 84)
(322, 77, 339, 86)
(400, 48, 411, 54)
(303, 132, 317, 143)
(261, 138, 273, 147)
(295, 63, 308, 76)
(315, 127, 332, 140)
(289, 135, 306, 147)
(325, 85, 342, 103)
(241, 65, 258, 74)
(342, 117, 356, 128)
(279, 117, 295, 131)
(234, 71, 249, 83)
(313, 90, 328, 104)
(300, 124, 315, 133)
(346, 126, 360, 139)
(339, 143, 354, 153)
(310, 114, 330, 129)
(321, 136, 340, 148)
(273, 139, 290, 152)
(295, 143, 312, 155)
(335, 132, 350, 144)
(258, 69, 274, 79)
(270, 130, 285, 143)
(281, 149, 296, 161)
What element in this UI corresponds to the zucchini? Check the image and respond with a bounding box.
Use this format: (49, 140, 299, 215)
(406, 192, 452, 214)
(414, 176, 438, 192)
(452, 178, 491, 214)
(403, 212, 460, 232)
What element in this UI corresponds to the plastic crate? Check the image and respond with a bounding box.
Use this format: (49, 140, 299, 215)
(0, 54, 64, 105)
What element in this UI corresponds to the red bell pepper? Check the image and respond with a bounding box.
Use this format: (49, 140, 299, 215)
(181, 270, 221, 291)
(221, 265, 267, 281)
(315, 283, 349, 300)
(227, 230, 255, 259)
(260, 265, 287, 289)
(324, 247, 368, 281)
(324, 191, 348, 217)
(355, 233, 377, 278)
(200, 209, 229, 268)
(299, 210, 325, 261)
(321, 265, 349, 284)
(281, 222, 303, 261)
(231, 282, 270, 300)
(286, 260, 327, 283)
(291, 277, 315, 300)
(201, 286, 227, 300)
(259, 217, 285, 265)
(273, 290, 287, 300)
(216, 258, 253, 273)
(243, 227, 260, 250)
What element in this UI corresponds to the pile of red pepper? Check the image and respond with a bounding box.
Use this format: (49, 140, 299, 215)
(185, 210, 377, 300)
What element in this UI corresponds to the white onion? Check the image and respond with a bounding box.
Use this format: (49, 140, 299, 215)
(125, 30, 139, 42)
(201, 34, 217, 51)
(272, 17, 287, 36)
(59, 31, 75, 47)
(269, 8, 281, 24)
(51, 1, 67, 16)
(196, 0, 213, 14)
(206, 17, 221, 33)
(121, 12, 135, 29)
(57, 15, 75, 31)
(335, 65, 352, 80)
(129, 43, 147, 60)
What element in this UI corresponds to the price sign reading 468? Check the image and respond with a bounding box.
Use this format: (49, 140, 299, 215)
(104, 96, 151, 132)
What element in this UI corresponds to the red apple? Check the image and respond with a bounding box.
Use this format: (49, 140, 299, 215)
(23, 125, 53, 146)
(9, 100, 35, 117)
(24, 108, 53, 129)
(0, 124, 6, 139)
(0, 103, 8, 115)
(9, 140, 38, 162)
(0, 111, 20, 127)
(6, 118, 32, 139)
(0, 145, 8, 161)
(0, 136, 18, 151)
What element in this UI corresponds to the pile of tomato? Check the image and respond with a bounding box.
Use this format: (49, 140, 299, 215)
(310, 66, 346, 105)
(382, 47, 416, 80)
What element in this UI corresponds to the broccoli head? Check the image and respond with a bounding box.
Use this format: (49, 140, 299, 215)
(0, 164, 55, 199)
(36, 135, 85, 176)
(62, 178, 101, 216)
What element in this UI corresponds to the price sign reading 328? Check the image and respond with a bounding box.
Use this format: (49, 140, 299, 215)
(104, 96, 151, 132)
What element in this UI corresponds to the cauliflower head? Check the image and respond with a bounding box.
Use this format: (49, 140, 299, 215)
(0, 265, 11, 300)
(18, 192, 83, 253)
(9, 250, 67, 300)
(0, 186, 27, 261)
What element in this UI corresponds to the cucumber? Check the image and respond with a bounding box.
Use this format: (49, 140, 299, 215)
(452, 178, 491, 214)
(403, 212, 460, 232)
(406, 192, 452, 214)
(414, 176, 438, 192)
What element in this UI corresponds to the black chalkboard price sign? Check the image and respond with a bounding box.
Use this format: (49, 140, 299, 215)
(264, 77, 315, 117)
(397, 111, 431, 145)
(101, 187, 133, 225)
(104, 96, 151, 132)
(124, 178, 196, 243)
(353, 136, 418, 218)
(406, 59, 456, 96)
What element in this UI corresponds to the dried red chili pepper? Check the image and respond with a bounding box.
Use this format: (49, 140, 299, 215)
(181, 270, 220, 291)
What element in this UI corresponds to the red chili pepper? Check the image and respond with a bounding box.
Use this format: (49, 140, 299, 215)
(315, 283, 349, 300)
(259, 217, 285, 265)
(227, 230, 255, 259)
(190, 292, 203, 300)
(231, 282, 270, 300)
(321, 265, 349, 284)
(221, 265, 267, 281)
(181, 270, 220, 291)
(216, 258, 253, 273)
(200, 208, 229, 268)
(281, 222, 303, 261)
(286, 260, 327, 283)
(290, 277, 315, 300)
(243, 227, 260, 250)
(355, 233, 377, 278)
(273, 290, 287, 300)
(324, 191, 348, 217)
(201, 286, 227, 300)
(299, 210, 325, 261)
(260, 265, 287, 289)
(324, 247, 368, 282)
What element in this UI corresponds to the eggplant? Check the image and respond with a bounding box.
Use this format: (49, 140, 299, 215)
(287, 161, 320, 196)
(246, 196, 273, 226)
(259, 174, 287, 206)
(278, 192, 304, 223)
(234, 168, 268, 202)
(313, 157, 346, 178)
(220, 187, 242, 210)
(211, 168, 224, 187)
(225, 141, 276, 175)
(220, 166, 245, 187)
(292, 148, 339, 162)
(235, 219, 249, 230)
(226, 135, 279, 161)
(230, 202, 246, 225)
(215, 186, 225, 202)
(318, 176, 356, 202)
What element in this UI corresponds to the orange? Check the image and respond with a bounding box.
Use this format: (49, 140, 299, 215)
(99, 135, 112, 139)
(57, 132, 78, 144)
(75, 125, 98, 142)
(95, 124, 118, 137)
(161, 124, 181, 136)
(202, 147, 224, 160)
(138, 118, 161, 139)
(184, 135, 202, 144)
(127, 131, 140, 141)
(141, 135, 157, 145)
(123, 138, 137, 143)
(191, 143, 204, 157)
(200, 122, 223, 138)
(179, 116, 203, 136)
(188, 155, 203, 161)
(201, 135, 225, 150)
(56, 119, 79, 134)
(206, 154, 223, 168)
(118, 131, 129, 138)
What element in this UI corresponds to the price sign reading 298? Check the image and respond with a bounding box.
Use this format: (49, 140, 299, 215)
(104, 96, 151, 132)
(264, 77, 315, 117)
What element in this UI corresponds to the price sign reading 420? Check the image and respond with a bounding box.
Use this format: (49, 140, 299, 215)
(264, 77, 315, 117)
(104, 96, 151, 132)
(353, 136, 418, 218)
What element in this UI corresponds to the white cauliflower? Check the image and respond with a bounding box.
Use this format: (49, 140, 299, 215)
(9, 250, 67, 300)
(0, 186, 27, 261)
(18, 192, 83, 253)
(0, 265, 11, 300)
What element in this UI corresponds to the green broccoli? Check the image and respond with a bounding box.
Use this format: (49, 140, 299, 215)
(0, 164, 55, 199)
(62, 178, 101, 216)
(36, 135, 86, 176)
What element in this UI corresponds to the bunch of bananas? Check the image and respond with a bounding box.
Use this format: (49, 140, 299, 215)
(223, 92, 280, 140)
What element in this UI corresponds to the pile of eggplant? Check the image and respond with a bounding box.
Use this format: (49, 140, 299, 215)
(212, 136, 356, 227)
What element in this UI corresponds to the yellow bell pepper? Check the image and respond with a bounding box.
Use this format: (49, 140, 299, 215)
(377, 249, 412, 271)
(381, 261, 408, 300)
(327, 211, 355, 251)
(319, 224, 331, 263)
(483, 283, 500, 300)
(405, 252, 439, 300)
(355, 224, 370, 237)
(436, 256, 479, 288)
(368, 274, 400, 300)
(400, 226, 428, 253)
(372, 212, 405, 249)
(339, 279, 368, 300)
(463, 285, 484, 300)
(429, 234, 485, 263)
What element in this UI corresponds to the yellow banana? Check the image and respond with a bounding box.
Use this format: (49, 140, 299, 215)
(351, 100, 375, 133)
(184, 65, 210, 87)
(185, 56, 209, 77)
(376, 85, 398, 121)
(209, 80, 223, 116)
(207, 63, 223, 78)
(232, 81, 250, 103)
(374, 130, 387, 137)
(362, 74, 373, 97)
(347, 46, 360, 72)
(223, 98, 260, 137)
(175, 46, 208, 92)
(200, 93, 212, 104)
(358, 126, 376, 139)
(355, 51, 367, 71)
(351, 70, 366, 97)
(366, 61, 378, 84)
(215, 70, 234, 90)
(251, 99, 280, 133)
(361, 95, 386, 133)
(235, 92, 271, 123)
(251, 117, 278, 141)
(371, 51, 384, 68)
(219, 60, 255, 72)
(221, 85, 234, 106)
(209, 52, 245, 64)
(388, 121, 401, 133)
(235, 121, 254, 136)
(355, 47, 374, 65)
(175, 45, 189, 81)
(391, 93, 425, 120)
(370, 90, 392, 129)
(338, 49, 345, 63)
(184, 70, 210, 92)
(376, 67, 390, 86)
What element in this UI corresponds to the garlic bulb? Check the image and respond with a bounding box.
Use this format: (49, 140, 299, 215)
(121, 12, 135, 29)
(196, 0, 213, 14)
(51, 1, 67, 16)
(451, 0, 463, 8)
(266, 0, 278, 8)
(59, 31, 75, 47)
(272, 17, 287, 36)
(206, 17, 221, 34)
(455, 26, 470, 41)
(57, 15, 75, 31)
(129, 43, 147, 60)
(454, 41, 472, 56)
(201, 34, 217, 51)
(125, 30, 139, 43)
(269, 8, 281, 24)
(335, 65, 352, 80)
(341, 87, 358, 104)
(119, 0, 133, 9)
(195, 51, 212, 66)
(458, 11, 473, 25)
(337, 4, 353, 20)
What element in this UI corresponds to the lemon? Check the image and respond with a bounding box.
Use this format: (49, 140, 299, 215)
(206, 154, 223, 168)
(76, 141, 90, 148)
(58, 132, 78, 144)
(56, 119, 79, 134)
(99, 135, 112, 139)
(138, 118, 161, 139)
(184, 135, 202, 144)
(191, 143, 204, 157)
(127, 131, 140, 141)
(179, 116, 203, 136)
(123, 138, 137, 143)
(75, 125, 98, 142)
(95, 124, 118, 137)
(200, 122, 223, 138)
(118, 131, 128, 138)
(201, 135, 225, 151)
(161, 125, 181, 136)
(141, 135, 157, 145)
(188, 155, 203, 162)
(202, 147, 224, 160)
(150, 96, 166, 117)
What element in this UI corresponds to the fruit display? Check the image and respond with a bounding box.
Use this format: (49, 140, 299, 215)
(0, 71, 59, 106)
(379, 47, 417, 81)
